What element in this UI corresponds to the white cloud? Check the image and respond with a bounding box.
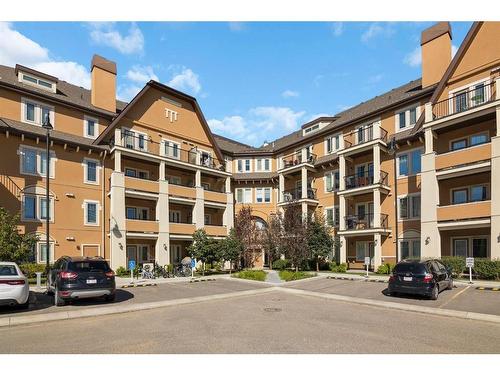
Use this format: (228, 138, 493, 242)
(403, 46, 421, 67)
(208, 116, 248, 138)
(89, 22, 144, 55)
(0, 22, 90, 88)
(368, 74, 383, 84)
(282, 89, 299, 98)
(331, 22, 344, 37)
(126, 65, 158, 83)
(168, 67, 201, 95)
(250, 106, 306, 132)
(228, 22, 245, 32)
(361, 22, 395, 43)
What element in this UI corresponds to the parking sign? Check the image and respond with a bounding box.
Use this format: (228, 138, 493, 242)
(364, 257, 371, 266)
(128, 260, 136, 270)
(466, 257, 474, 268)
(191, 259, 196, 268)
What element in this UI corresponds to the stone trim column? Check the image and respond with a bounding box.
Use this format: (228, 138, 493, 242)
(155, 179, 170, 266)
(373, 234, 382, 270)
(301, 167, 307, 199)
(110, 171, 126, 270)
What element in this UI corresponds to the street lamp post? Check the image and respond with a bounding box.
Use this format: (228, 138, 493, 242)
(388, 138, 399, 263)
(42, 115, 53, 272)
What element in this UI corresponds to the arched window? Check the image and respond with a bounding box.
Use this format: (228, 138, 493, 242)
(20, 186, 56, 222)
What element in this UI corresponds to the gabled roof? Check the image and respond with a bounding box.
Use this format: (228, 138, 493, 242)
(94, 80, 225, 162)
(0, 64, 127, 117)
(213, 134, 259, 154)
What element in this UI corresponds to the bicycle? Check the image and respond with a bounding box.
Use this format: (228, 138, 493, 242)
(153, 263, 170, 278)
(174, 264, 192, 277)
(140, 264, 155, 279)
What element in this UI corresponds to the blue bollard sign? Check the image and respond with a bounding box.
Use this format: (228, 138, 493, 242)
(191, 259, 196, 268)
(128, 260, 136, 270)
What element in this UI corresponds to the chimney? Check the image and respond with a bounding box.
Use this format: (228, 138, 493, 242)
(91, 54, 117, 112)
(421, 22, 452, 88)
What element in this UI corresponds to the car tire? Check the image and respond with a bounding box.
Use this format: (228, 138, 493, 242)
(46, 284, 54, 296)
(54, 286, 65, 307)
(447, 278, 453, 290)
(18, 300, 30, 310)
(105, 293, 116, 302)
(430, 285, 439, 300)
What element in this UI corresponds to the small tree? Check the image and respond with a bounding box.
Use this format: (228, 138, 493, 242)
(187, 229, 211, 275)
(281, 204, 309, 272)
(307, 214, 334, 272)
(261, 213, 283, 269)
(234, 206, 259, 268)
(220, 228, 243, 274)
(0, 208, 38, 263)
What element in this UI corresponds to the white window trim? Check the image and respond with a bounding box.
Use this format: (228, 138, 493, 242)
(235, 188, 252, 204)
(324, 133, 342, 154)
(451, 236, 489, 258)
(21, 97, 55, 127)
(162, 138, 181, 159)
(237, 158, 252, 173)
(83, 200, 100, 226)
(123, 128, 149, 152)
(396, 147, 423, 179)
(448, 131, 490, 152)
(397, 193, 421, 221)
(394, 103, 421, 133)
(18, 71, 57, 93)
(125, 167, 150, 180)
(255, 158, 271, 172)
(198, 148, 212, 166)
(448, 77, 491, 97)
(83, 158, 100, 185)
(324, 206, 334, 226)
(36, 241, 55, 264)
(21, 192, 55, 223)
(399, 238, 421, 259)
(169, 210, 182, 223)
(83, 116, 99, 139)
(255, 187, 272, 204)
(449, 183, 490, 205)
(81, 244, 101, 257)
(126, 206, 150, 221)
(18, 145, 57, 179)
(324, 169, 339, 193)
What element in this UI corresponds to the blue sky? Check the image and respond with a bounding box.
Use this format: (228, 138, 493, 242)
(0, 22, 472, 146)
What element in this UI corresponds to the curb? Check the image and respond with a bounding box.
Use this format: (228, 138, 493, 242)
(0, 287, 278, 328)
(280, 287, 500, 325)
(189, 278, 217, 283)
(122, 283, 157, 288)
(476, 287, 500, 291)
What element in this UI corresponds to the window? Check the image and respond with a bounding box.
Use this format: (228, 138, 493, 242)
(471, 185, 487, 202)
(453, 238, 468, 257)
(204, 214, 211, 225)
(397, 148, 422, 177)
(304, 124, 319, 134)
(236, 188, 252, 203)
(398, 194, 420, 220)
(255, 158, 271, 172)
(398, 112, 406, 129)
(451, 139, 467, 151)
(325, 134, 340, 154)
(84, 201, 99, 225)
(126, 207, 137, 220)
(23, 196, 36, 220)
(470, 134, 488, 146)
(325, 207, 334, 226)
(409, 108, 417, 125)
(334, 206, 340, 226)
(84, 117, 98, 139)
(84, 159, 99, 184)
(20, 72, 56, 92)
(126, 207, 149, 220)
(22, 148, 37, 174)
(39, 198, 49, 220)
(38, 242, 54, 264)
(122, 129, 148, 151)
(452, 185, 488, 204)
(400, 239, 421, 260)
(168, 176, 182, 185)
(450, 133, 489, 152)
(453, 237, 488, 257)
(22, 191, 54, 222)
(396, 105, 419, 132)
(452, 189, 468, 204)
(20, 146, 55, 177)
(164, 140, 180, 159)
(125, 168, 136, 177)
(256, 187, 271, 203)
(169, 211, 181, 223)
(472, 238, 488, 258)
(325, 170, 339, 192)
(237, 159, 252, 173)
(21, 98, 54, 126)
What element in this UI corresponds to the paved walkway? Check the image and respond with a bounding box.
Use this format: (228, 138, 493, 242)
(265, 270, 283, 284)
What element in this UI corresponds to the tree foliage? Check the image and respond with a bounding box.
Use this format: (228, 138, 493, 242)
(307, 214, 334, 271)
(234, 206, 260, 268)
(219, 228, 244, 273)
(261, 213, 283, 269)
(0, 208, 38, 263)
(281, 204, 309, 272)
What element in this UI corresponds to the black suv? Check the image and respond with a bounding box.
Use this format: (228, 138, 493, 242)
(47, 256, 116, 306)
(388, 259, 453, 300)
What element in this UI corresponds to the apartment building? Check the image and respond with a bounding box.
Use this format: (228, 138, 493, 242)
(0, 22, 498, 271)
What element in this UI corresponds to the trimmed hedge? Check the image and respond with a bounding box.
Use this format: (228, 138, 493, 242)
(440, 257, 466, 277)
(272, 259, 291, 271)
(473, 259, 500, 280)
(232, 270, 267, 282)
(18, 263, 46, 278)
(376, 263, 395, 275)
(279, 270, 314, 282)
(329, 263, 347, 273)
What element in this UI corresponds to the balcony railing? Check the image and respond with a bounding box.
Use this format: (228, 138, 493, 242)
(343, 124, 388, 148)
(344, 213, 388, 230)
(344, 171, 388, 190)
(168, 179, 195, 188)
(282, 187, 317, 202)
(115, 130, 226, 172)
(432, 81, 496, 121)
(281, 151, 317, 169)
(169, 217, 193, 224)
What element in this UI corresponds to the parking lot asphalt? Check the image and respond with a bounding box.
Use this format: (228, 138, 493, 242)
(285, 277, 500, 316)
(0, 278, 270, 318)
(1, 290, 499, 354)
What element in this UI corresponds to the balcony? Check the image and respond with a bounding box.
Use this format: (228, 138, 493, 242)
(124, 175, 159, 194)
(205, 225, 228, 237)
(343, 171, 389, 191)
(342, 213, 389, 232)
(437, 201, 491, 222)
(126, 219, 159, 234)
(431, 81, 496, 121)
(116, 130, 226, 172)
(343, 124, 388, 150)
(169, 220, 196, 235)
(168, 180, 197, 200)
(279, 151, 317, 171)
(280, 187, 317, 203)
(204, 188, 227, 204)
(435, 142, 491, 173)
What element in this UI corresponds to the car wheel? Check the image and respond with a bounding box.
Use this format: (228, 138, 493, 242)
(447, 278, 453, 290)
(54, 286, 65, 307)
(430, 285, 439, 300)
(18, 300, 30, 310)
(46, 284, 54, 296)
(105, 294, 116, 303)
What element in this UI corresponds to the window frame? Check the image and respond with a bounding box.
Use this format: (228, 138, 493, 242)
(324, 133, 341, 154)
(83, 116, 99, 139)
(21, 97, 55, 127)
(83, 200, 100, 226)
(396, 147, 423, 178)
(21, 192, 54, 222)
(324, 169, 340, 193)
(397, 193, 421, 221)
(83, 158, 100, 185)
(255, 158, 271, 172)
(163, 138, 181, 159)
(255, 187, 272, 203)
(235, 188, 252, 203)
(394, 104, 420, 133)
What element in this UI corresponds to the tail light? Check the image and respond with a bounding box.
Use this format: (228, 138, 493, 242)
(423, 273, 433, 283)
(388, 274, 395, 282)
(105, 271, 115, 278)
(0, 279, 26, 285)
(60, 271, 78, 280)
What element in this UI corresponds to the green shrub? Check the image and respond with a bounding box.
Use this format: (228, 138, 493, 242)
(115, 266, 128, 277)
(329, 263, 347, 273)
(19, 263, 46, 278)
(440, 257, 466, 277)
(473, 259, 500, 280)
(232, 270, 267, 282)
(376, 263, 394, 275)
(272, 259, 291, 270)
(279, 270, 314, 282)
(166, 264, 174, 274)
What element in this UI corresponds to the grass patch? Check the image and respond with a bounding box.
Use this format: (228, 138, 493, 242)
(232, 270, 267, 282)
(279, 270, 315, 282)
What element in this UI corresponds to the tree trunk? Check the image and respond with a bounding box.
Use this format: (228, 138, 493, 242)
(316, 259, 319, 272)
(229, 260, 232, 275)
(202, 262, 205, 276)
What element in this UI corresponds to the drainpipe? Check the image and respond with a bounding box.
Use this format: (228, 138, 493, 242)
(101, 150, 107, 259)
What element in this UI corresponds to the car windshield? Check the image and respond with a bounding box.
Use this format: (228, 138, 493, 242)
(68, 261, 110, 272)
(0, 265, 18, 276)
(394, 263, 427, 274)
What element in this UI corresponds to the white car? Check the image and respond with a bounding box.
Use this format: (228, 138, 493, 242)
(0, 262, 30, 308)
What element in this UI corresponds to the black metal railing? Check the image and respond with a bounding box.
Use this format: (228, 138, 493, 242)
(343, 124, 388, 148)
(118, 130, 226, 171)
(344, 170, 388, 190)
(280, 151, 317, 169)
(344, 213, 388, 230)
(282, 187, 317, 202)
(432, 81, 495, 120)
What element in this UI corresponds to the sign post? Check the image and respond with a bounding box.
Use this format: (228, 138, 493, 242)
(466, 257, 474, 284)
(191, 258, 196, 279)
(128, 260, 136, 284)
(364, 257, 370, 278)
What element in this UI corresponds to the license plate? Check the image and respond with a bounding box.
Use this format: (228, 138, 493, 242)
(403, 276, 412, 282)
(86, 279, 97, 284)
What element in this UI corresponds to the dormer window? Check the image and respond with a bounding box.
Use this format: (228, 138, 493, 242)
(16, 65, 58, 93)
(304, 124, 320, 135)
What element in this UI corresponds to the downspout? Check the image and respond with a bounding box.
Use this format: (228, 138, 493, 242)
(101, 150, 107, 259)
